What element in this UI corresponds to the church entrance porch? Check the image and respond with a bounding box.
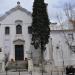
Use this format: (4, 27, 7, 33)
(15, 45, 24, 60)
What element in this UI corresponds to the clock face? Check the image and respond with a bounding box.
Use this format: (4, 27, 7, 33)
(70, 46, 75, 53)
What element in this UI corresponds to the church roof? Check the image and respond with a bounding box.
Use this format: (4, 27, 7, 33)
(0, 1, 32, 21)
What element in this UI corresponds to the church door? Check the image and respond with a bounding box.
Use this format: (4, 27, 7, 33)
(15, 45, 24, 60)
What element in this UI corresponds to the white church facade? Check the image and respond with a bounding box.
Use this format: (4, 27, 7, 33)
(0, 2, 32, 61)
(0, 2, 33, 71)
(0, 1, 75, 72)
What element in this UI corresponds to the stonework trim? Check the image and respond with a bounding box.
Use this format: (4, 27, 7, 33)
(13, 39, 25, 45)
(0, 5, 32, 21)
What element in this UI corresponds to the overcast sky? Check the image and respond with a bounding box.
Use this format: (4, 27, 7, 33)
(0, 0, 75, 22)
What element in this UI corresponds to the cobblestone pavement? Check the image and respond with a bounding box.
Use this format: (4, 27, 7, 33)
(0, 71, 49, 75)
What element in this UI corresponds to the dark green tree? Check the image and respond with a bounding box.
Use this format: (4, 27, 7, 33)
(31, 0, 50, 74)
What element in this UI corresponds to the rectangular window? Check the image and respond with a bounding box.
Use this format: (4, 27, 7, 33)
(70, 46, 75, 53)
(16, 25, 22, 34)
(0, 48, 2, 52)
(68, 33, 74, 40)
(28, 26, 32, 34)
(5, 27, 10, 35)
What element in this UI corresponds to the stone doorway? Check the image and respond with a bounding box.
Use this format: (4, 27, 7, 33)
(15, 45, 24, 60)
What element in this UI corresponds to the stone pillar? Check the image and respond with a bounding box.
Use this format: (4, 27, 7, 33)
(28, 58, 33, 72)
(1, 61, 5, 72)
(0, 53, 5, 72)
(45, 38, 54, 72)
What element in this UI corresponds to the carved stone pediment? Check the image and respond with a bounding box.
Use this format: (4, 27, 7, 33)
(13, 39, 25, 45)
(0, 2, 31, 21)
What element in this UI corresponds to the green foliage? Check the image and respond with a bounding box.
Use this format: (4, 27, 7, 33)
(31, 0, 50, 50)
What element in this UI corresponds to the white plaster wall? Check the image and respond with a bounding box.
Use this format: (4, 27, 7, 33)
(0, 10, 32, 61)
(46, 31, 75, 67)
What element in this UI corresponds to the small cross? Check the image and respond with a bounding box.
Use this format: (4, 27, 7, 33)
(17, 1, 20, 5)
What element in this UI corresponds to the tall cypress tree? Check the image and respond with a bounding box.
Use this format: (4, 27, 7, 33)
(31, 0, 50, 74)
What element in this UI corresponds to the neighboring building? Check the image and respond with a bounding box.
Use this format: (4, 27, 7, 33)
(48, 21, 75, 70)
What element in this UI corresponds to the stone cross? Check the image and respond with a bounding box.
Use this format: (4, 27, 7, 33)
(17, 1, 20, 5)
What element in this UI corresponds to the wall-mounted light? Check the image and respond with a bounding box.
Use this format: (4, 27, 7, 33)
(56, 41, 60, 49)
(56, 46, 59, 49)
(0, 48, 2, 52)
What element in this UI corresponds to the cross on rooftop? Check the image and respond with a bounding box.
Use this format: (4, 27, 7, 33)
(17, 1, 20, 5)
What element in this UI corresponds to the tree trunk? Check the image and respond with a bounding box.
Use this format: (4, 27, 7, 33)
(41, 41, 44, 75)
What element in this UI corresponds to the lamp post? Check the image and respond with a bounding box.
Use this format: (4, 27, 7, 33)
(56, 41, 65, 75)
(48, 37, 53, 75)
(16, 61, 17, 71)
(50, 38, 53, 75)
(5, 67, 8, 75)
(19, 68, 20, 75)
(59, 41, 65, 75)
(29, 51, 32, 75)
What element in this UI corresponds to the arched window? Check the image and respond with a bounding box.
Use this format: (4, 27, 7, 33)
(5, 27, 10, 35)
(16, 25, 22, 34)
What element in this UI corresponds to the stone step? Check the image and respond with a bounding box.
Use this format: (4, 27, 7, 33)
(6, 61, 28, 70)
(9, 69, 28, 72)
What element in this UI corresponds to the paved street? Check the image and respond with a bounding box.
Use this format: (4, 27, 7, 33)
(0, 71, 49, 75)
(0, 71, 66, 75)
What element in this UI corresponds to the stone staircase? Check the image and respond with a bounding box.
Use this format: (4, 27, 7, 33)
(6, 61, 28, 71)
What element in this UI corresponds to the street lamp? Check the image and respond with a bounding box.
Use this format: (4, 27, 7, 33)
(5, 67, 8, 75)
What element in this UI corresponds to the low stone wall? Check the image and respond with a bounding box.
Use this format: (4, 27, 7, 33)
(45, 64, 65, 73)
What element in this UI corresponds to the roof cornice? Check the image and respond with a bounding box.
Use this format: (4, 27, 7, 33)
(51, 29, 75, 32)
(0, 4, 32, 21)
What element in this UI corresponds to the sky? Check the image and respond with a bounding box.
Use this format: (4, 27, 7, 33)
(0, 0, 75, 22)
